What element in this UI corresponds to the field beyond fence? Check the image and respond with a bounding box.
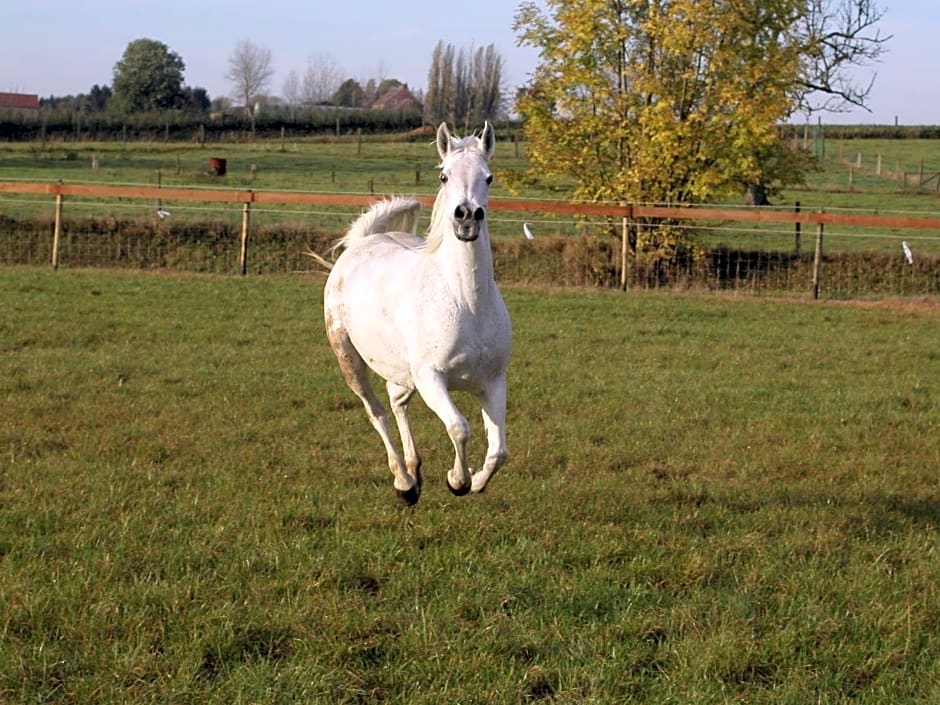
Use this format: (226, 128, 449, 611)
(2, 179, 939, 299)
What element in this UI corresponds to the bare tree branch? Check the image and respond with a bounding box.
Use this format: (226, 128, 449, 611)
(226, 39, 274, 115)
(795, 0, 890, 113)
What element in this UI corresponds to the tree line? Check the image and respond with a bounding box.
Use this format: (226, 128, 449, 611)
(23, 37, 506, 131)
(0, 108, 426, 143)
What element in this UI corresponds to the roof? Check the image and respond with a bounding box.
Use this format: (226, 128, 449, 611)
(371, 86, 422, 112)
(0, 92, 40, 110)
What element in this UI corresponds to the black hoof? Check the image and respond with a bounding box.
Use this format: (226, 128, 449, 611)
(395, 485, 420, 506)
(447, 479, 471, 496)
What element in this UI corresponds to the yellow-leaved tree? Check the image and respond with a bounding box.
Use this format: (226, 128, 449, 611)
(513, 0, 887, 274)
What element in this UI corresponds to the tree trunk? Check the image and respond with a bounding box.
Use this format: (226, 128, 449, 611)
(745, 182, 771, 206)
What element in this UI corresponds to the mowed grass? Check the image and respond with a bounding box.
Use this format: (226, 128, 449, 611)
(1, 268, 938, 704)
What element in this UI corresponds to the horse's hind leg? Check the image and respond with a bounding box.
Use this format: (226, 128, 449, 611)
(325, 320, 419, 504)
(387, 381, 422, 491)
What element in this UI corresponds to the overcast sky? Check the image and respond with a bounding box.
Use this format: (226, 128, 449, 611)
(1, 0, 936, 124)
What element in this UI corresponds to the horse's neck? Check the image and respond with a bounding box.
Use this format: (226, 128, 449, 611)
(435, 228, 496, 313)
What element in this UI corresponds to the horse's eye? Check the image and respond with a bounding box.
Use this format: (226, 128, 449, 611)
(440, 173, 448, 183)
(486, 174, 493, 185)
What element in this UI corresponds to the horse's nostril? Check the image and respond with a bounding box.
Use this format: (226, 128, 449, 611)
(454, 205, 469, 220)
(473, 207, 485, 222)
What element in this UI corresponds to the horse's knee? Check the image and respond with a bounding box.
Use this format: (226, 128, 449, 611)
(446, 418, 470, 446)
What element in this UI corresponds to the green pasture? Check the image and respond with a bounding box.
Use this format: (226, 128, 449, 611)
(3, 134, 940, 259)
(0, 137, 530, 197)
(0, 136, 546, 242)
(2, 268, 938, 703)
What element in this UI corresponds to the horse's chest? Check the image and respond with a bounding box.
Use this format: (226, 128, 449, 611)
(428, 313, 508, 385)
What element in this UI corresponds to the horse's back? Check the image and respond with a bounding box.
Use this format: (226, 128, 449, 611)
(325, 232, 438, 386)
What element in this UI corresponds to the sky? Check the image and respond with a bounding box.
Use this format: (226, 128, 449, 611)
(1, 0, 937, 125)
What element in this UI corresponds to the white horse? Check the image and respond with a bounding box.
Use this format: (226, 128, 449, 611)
(323, 122, 511, 505)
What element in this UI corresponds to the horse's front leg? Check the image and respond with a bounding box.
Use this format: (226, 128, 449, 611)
(472, 374, 508, 493)
(414, 368, 472, 495)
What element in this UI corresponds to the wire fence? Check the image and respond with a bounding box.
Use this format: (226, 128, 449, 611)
(1, 180, 939, 299)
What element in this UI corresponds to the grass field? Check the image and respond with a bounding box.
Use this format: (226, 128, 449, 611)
(3, 135, 940, 263)
(2, 267, 938, 703)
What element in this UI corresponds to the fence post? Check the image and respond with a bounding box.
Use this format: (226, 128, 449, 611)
(812, 216, 824, 300)
(51, 193, 63, 270)
(239, 201, 251, 276)
(794, 201, 801, 255)
(620, 207, 629, 291)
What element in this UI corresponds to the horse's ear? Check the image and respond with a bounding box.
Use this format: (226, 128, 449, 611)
(436, 122, 451, 161)
(480, 121, 495, 160)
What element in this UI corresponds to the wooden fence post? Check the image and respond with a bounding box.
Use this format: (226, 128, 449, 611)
(620, 208, 629, 291)
(239, 201, 251, 276)
(51, 193, 63, 270)
(812, 216, 824, 300)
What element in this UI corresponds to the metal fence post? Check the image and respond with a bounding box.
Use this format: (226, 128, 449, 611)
(794, 201, 801, 255)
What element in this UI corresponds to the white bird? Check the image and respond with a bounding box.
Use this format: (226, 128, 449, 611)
(157, 209, 171, 219)
(523, 222, 535, 240)
(902, 241, 913, 265)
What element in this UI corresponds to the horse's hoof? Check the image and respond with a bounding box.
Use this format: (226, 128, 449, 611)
(446, 479, 471, 496)
(395, 485, 421, 506)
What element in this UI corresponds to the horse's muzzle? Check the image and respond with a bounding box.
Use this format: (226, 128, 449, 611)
(454, 204, 485, 241)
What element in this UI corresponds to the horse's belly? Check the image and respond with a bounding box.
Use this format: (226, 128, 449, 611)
(346, 322, 413, 385)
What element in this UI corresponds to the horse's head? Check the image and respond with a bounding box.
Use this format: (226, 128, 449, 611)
(435, 122, 495, 242)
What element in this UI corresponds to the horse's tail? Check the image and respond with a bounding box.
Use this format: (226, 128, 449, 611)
(337, 197, 421, 251)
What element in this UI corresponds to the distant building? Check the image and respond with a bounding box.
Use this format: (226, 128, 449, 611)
(371, 86, 422, 113)
(0, 92, 40, 114)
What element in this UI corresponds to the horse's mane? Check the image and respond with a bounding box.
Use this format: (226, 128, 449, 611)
(426, 135, 488, 253)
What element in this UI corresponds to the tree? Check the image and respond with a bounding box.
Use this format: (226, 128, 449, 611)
(226, 39, 274, 131)
(182, 86, 211, 113)
(282, 69, 301, 117)
(111, 38, 186, 112)
(332, 78, 365, 108)
(424, 42, 503, 126)
(514, 0, 886, 211)
(87, 85, 112, 112)
(424, 41, 455, 124)
(301, 54, 343, 105)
